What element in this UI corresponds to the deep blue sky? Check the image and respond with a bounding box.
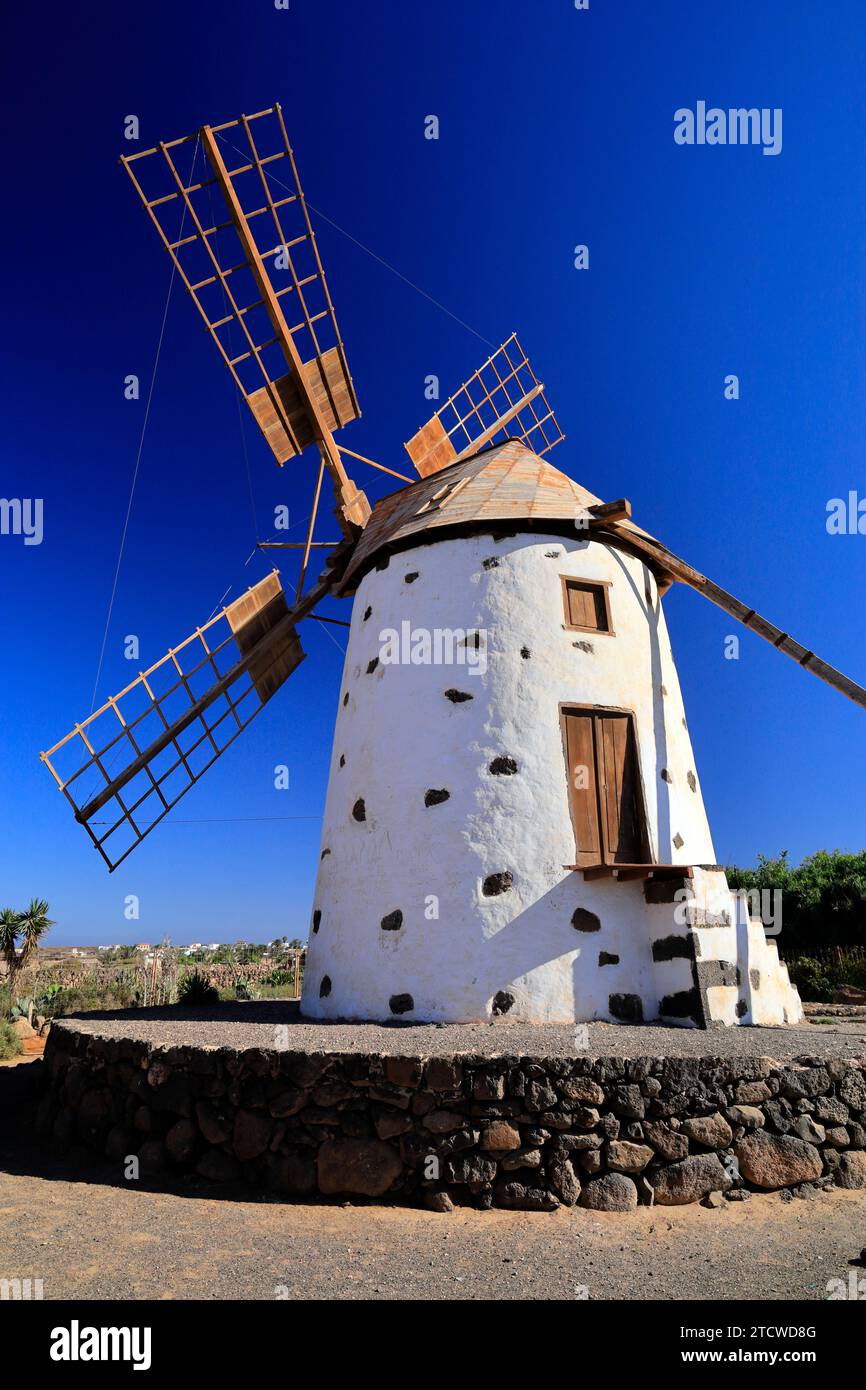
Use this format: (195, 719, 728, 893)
(2, 1, 865, 946)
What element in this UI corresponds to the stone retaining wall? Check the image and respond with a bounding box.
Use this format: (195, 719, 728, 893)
(39, 1025, 866, 1211)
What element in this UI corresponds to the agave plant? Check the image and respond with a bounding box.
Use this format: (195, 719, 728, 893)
(177, 970, 219, 1007)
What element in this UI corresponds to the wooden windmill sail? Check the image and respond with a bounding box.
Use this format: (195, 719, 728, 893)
(404, 333, 564, 477)
(120, 104, 369, 533)
(39, 102, 866, 875)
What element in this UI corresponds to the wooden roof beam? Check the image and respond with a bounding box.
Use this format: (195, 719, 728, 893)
(600, 518, 866, 714)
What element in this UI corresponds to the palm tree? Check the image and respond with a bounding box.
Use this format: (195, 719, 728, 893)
(10, 899, 54, 992)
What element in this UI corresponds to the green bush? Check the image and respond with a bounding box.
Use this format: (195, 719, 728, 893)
(262, 968, 294, 988)
(787, 957, 835, 1003)
(48, 981, 138, 1017)
(0, 1020, 22, 1061)
(726, 850, 866, 954)
(786, 948, 866, 1001)
(177, 970, 219, 1006)
(846, 956, 866, 990)
(256, 983, 298, 1000)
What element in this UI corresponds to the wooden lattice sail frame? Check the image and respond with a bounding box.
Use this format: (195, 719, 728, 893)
(40, 573, 305, 871)
(120, 104, 369, 535)
(404, 334, 565, 478)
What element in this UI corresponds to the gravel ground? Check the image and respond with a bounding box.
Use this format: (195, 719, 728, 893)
(0, 1151, 863, 1301)
(54, 1001, 866, 1061)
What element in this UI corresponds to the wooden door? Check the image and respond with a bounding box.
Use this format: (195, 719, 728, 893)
(595, 713, 647, 863)
(563, 709, 648, 866)
(564, 712, 602, 867)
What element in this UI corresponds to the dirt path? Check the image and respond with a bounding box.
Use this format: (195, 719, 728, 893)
(0, 1037, 45, 1068)
(1, 1161, 864, 1301)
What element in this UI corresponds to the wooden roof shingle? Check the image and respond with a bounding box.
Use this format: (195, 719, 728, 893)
(339, 440, 659, 592)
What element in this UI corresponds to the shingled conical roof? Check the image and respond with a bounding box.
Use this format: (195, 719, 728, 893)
(339, 439, 659, 592)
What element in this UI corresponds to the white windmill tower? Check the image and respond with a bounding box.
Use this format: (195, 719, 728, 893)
(42, 105, 865, 1028)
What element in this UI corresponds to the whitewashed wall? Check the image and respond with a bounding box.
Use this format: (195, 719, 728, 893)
(302, 529, 730, 1024)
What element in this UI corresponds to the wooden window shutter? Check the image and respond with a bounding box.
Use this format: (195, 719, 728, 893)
(562, 578, 612, 634)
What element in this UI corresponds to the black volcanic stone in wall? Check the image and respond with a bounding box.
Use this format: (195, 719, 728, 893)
(38, 1029, 866, 1214)
(482, 872, 513, 897)
(645, 877, 692, 904)
(660, 989, 699, 1019)
(652, 934, 693, 961)
(609, 994, 643, 1024)
(695, 960, 738, 989)
(572, 908, 601, 932)
(693, 960, 737, 1024)
(424, 789, 450, 807)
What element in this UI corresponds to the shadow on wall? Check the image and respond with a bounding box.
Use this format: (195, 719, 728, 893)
(608, 548, 672, 858)
(474, 874, 659, 1023)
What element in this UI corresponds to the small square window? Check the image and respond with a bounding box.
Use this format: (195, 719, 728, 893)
(562, 577, 613, 634)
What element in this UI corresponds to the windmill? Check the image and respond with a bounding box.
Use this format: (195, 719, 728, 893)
(41, 104, 864, 1028)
